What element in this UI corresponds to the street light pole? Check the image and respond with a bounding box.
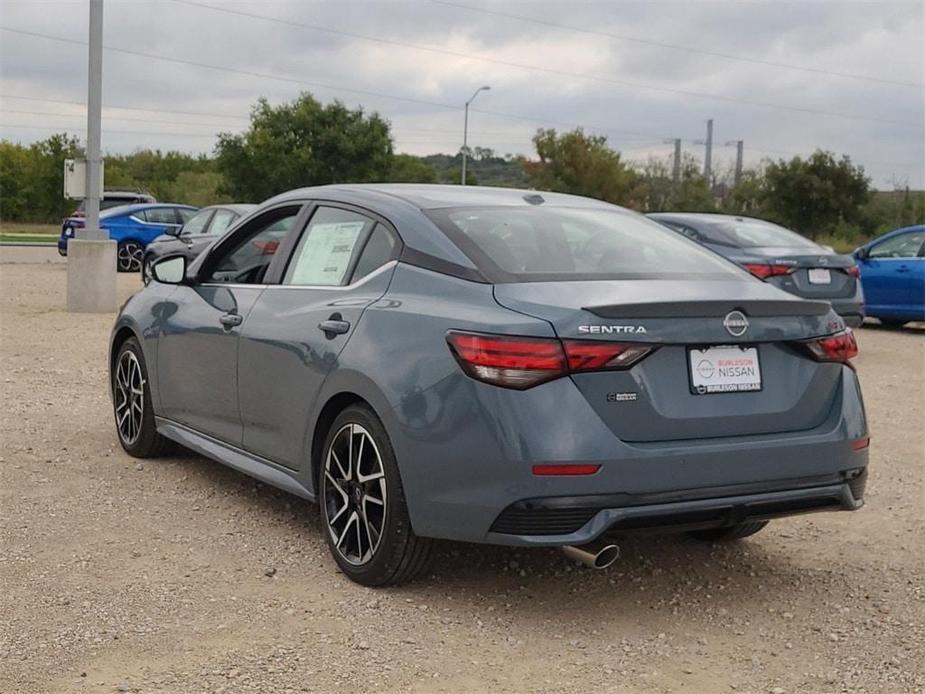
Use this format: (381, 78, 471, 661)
(461, 85, 490, 185)
(66, 0, 116, 313)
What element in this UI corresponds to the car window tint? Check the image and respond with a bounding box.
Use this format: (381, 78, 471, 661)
(869, 231, 925, 259)
(209, 209, 237, 235)
(177, 208, 197, 223)
(181, 210, 213, 235)
(430, 207, 742, 281)
(713, 219, 817, 249)
(145, 207, 179, 224)
(351, 224, 397, 282)
(207, 212, 299, 284)
(283, 207, 374, 286)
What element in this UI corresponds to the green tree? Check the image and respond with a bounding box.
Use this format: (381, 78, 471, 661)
(761, 150, 870, 238)
(215, 93, 394, 201)
(0, 134, 84, 222)
(523, 128, 637, 205)
(386, 153, 438, 183)
(634, 153, 714, 212)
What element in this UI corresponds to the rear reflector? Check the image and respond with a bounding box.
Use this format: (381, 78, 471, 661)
(532, 464, 601, 476)
(447, 331, 654, 389)
(852, 436, 870, 450)
(802, 329, 859, 364)
(743, 263, 796, 280)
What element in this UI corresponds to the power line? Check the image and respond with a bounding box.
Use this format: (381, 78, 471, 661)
(0, 93, 249, 121)
(0, 29, 693, 143)
(0, 123, 217, 138)
(430, 0, 924, 89)
(159, 2, 920, 127)
(0, 108, 245, 129)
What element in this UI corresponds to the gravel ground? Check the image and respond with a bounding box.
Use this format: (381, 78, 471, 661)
(1, 247, 923, 694)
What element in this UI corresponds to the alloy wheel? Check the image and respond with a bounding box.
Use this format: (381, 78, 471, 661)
(322, 423, 387, 566)
(114, 350, 144, 445)
(118, 242, 144, 272)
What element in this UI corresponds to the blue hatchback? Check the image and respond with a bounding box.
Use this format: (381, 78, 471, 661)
(854, 225, 925, 326)
(59, 203, 199, 272)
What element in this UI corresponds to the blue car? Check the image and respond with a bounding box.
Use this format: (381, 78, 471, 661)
(110, 184, 868, 586)
(854, 225, 925, 326)
(59, 203, 199, 272)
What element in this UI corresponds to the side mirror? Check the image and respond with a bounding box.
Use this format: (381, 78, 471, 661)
(854, 246, 869, 261)
(151, 255, 188, 284)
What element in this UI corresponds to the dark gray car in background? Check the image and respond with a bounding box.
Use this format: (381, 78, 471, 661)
(110, 185, 869, 585)
(648, 213, 865, 327)
(142, 203, 256, 281)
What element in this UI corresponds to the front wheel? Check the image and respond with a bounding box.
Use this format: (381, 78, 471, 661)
(879, 318, 908, 327)
(117, 240, 144, 273)
(319, 405, 433, 586)
(687, 520, 769, 542)
(112, 337, 168, 458)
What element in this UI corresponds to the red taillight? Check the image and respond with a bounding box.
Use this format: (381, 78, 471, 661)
(562, 340, 653, 371)
(532, 464, 601, 476)
(252, 239, 279, 255)
(852, 436, 870, 450)
(803, 329, 859, 364)
(743, 263, 796, 280)
(447, 332, 655, 389)
(845, 265, 861, 278)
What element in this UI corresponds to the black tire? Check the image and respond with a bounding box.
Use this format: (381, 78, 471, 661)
(112, 337, 168, 458)
(319, 404, 433, 586)
(879, 318, 908, 327)
(117, 240, 144, 273)
(687, 520, 769, 542)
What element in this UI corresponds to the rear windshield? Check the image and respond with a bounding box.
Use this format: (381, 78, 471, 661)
(709, 219, 819, 249)
(427, 206, 746, 282)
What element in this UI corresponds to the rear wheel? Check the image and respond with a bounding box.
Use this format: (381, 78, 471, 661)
(879, 318, 908, 327)
(112, 337, 168, 458)
(117, 240, 143, 273)
(319, 404, 433, 586)
(687, 520, 769, 542)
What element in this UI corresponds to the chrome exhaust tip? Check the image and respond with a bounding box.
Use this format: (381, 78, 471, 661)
(561, 542, 620, 570)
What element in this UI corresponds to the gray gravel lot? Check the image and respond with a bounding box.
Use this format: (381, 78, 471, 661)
(1, 247, 923, 693)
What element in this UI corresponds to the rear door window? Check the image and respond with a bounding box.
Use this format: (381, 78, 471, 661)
(283, 207, 375, 286)
(145, 207, 180, 225)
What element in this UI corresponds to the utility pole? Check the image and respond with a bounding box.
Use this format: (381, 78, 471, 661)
(461, 85, 490, 186)
(66, 0, 116, 313)
(663, 138, 682, 191)
(703, 118, 713, 182)
(726, 140, 744, 187)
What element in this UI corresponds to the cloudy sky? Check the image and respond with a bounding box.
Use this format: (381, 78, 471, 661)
(1, 0, 922, 187)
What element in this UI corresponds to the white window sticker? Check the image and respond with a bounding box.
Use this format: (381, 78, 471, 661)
(288, 221, 365, 285)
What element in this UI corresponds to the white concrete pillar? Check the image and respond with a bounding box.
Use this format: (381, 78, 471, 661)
(66, 239, 118, 313)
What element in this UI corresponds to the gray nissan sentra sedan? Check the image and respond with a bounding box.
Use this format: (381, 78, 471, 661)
(110, 184, 869, 585)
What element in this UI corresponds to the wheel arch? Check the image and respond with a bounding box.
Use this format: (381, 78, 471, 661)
(309, 391, 372, 493)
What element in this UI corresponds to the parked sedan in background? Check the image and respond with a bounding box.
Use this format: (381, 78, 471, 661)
(68, 190, 156, 218)
(59, 203, 199, 272)
(854, 224, 925, 326)
(649, 213, 865, 327)
(111, 184, 868, 586)
(142, 203, 256, 282)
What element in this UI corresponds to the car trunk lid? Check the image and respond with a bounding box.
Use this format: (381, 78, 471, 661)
(493, 279, 845, 442)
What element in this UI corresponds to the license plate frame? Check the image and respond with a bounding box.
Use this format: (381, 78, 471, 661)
(808, 268, 832, 284)
(688, 345, 762, 395)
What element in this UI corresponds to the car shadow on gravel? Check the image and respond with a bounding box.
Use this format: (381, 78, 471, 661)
(168, 446, 811, 612)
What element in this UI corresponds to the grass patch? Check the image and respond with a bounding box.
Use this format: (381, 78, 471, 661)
(0, 233, 57, 245)
(0, 222, 60, 235)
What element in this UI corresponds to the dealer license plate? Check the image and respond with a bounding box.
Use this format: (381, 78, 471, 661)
(808, 268, 831, 284)
(689, 346, 762, 395)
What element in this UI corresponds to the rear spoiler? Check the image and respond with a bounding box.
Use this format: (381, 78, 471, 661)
(583, 300, 831, 319)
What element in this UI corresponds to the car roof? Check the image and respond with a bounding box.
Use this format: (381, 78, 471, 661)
(100, 202, 197, 218)
(198, 203, 257, 215)
(647, 212, 769, 225)
(265, 183, 618, 211)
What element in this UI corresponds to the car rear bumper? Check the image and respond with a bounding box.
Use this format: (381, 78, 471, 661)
(390, 365, 869, 545)
(486, 469, 866, 545)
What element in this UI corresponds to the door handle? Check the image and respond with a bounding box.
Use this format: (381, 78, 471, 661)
(319, 319, 350, 336)
(896, 265, 910, 273)
(219, 312, 243, 328)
